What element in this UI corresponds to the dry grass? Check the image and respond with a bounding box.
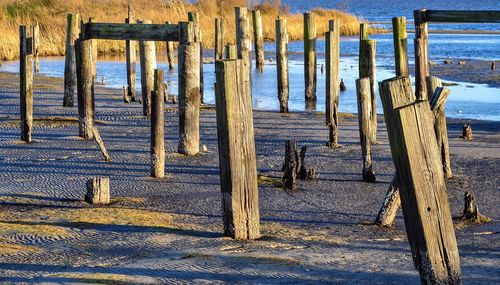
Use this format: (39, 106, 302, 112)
(0, 0, 375, 60)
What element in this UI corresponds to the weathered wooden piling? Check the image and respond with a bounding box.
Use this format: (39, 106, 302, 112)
(88, 17, 98, 78)
(461, 124, 473, 140)
(125, 7, 137, 101)
(379, 76, 461, 284)
(392, 17, 409, 76)
(276, 17, 289, 113)
(20, 25, 33, 143)
(76, 38, 96, 139)
(151, 69, 165, 178)
(356, 78, 376, 182)
(215, 59, 260, 240)
(139, 20, 157, 116)
(178, 22, 200, 155)
(375, 176, 400, 226)
(225, 44, 237, 60)
(235, 7, 252, 98)
(359, 33, 377, 143)
(85, 177, 110, 205)
(166, 20, 175, 70)
(414, 9, 430, 100)
(283, 140, 298, 190)
(252, 10, 265, 71)
(33, 23, 40, 73)
(63, 13, 79, 107)
(325, 20, 340, 148)
(188, 12, 204, 104)
(215, 18, 225, 60)
(303, 12, 317, 102)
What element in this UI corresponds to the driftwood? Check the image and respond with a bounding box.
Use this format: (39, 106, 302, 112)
(283, 140, 316, 190)
(85, 177, 110, 205)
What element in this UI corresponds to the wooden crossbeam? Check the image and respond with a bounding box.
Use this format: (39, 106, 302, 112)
(416, 10, 500, 24)
(81, 23, 180, 41)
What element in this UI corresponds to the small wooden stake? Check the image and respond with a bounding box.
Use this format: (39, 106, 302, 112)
(215, 18, 225, 60)
(166, 20, 175, 70)
(151, 69, 165, 178)
(85, 177, 110, 205)
(326, 20, 340, 148)
(139, 20, 157, 116)
(304, 12, 317, 102)
(20, 25, 33, 143)
(356, 78, 376, 183)
(276, 17, 289, 113)
(126, 6, 137, 101)
(63, 14, 79, 107)
(235, 7, 252, 98)
(215, 59, 260, 240)
(252, 10, 265, 71)
(76, 38, 95, 140)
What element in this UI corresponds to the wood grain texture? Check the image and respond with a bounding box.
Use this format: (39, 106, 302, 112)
(276, 17, 289, 113)
(82, 22, 179, 41)
(325, 20, 340, 148)
(303, 12, 317, 102)
(356, 78, 375, 183)
(20, 25, 33, 143)
(252, 10, 265, 71)
(63, 14, 79, 107)
(151, 70, 165, 178)
(139, 20, 157, 116)
(85, 177, 110, 205)
(76, 39, 95, 140)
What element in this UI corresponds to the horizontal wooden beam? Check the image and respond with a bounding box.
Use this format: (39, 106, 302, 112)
(81, 23, 180, 41)
(421, 10, 500, 24)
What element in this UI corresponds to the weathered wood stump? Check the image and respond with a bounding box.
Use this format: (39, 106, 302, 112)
(85, 177, 110, 205)
(283, 140, 299, 190)
(460, 124, 472, 140)
(455, 192, 491, 225)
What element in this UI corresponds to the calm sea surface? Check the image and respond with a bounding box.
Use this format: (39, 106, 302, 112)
(1, 0, 499, 120)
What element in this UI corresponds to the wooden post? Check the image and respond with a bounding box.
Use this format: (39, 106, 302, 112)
(88, 17, 98, 78)
(215, 59, 260, 240)
(375, 176, 400, 226)
(303, 12, 317, 102)
(85, 177, 110, 205)
(461, 124, 472, 140)
(225, 44, 237, 60)
(252, 10, 264, 71)
(33, 23, 40, 73)
(392, 17, 409, 76)
(20, 25, 33, 143)
(414, 9, 430, 101)
(151, 69, 165, 178)
(215, 18, 225, 60)
(235, 7, 252, 98)
(428, 76, 452, 178)
(326, 20, 340, 148)
(283, 140, 298, 190)
(76, 38, 95, 140)
(63, 13, 79, 107)
(188, 12, 204, 104)
(276, 17, 289, 113)
(359, 39, 377, 143)
(178, 22, 200, 156)
(379, 76, 461, 284)
(166, 20, 175, 70)
(356, 78, 376, 182)
(139, 20, 157, 116)
(126, 6, 137, 101)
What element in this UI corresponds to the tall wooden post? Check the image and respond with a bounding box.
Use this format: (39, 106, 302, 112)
(326, 20, 340, 148)
(215, 18, 225, 60)
(225, 44, 237, 60)
(76, 38, 95, 140)
(356, 78, 376, 182)
(126, 6, 137, 101)
(88, 17, 98, 78)
(235, 7, 252, 98)
(188, 12, 204, 104)
(359, 37, 377, 143)
(303, 12, 317, 102)
(215, 59, 260, 240)
(178, 22, 200, 156)
(379, 76, 461, 284)
(252, 10, 264, 71)
(151, 69, 165, 178)
(414, 9, 430, 101)
(63, 13, 79, 107)
(276, 16, 289, 113)
(166, 20, 175, 70)
(20, 25, 33, 143)
(33, 23, 40, 73)
(139, 19, 157, 116)
(392, 17, 409, 77)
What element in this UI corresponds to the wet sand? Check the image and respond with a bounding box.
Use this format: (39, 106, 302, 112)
(0, 72, 498, 284)
(429, 59, 500, 87)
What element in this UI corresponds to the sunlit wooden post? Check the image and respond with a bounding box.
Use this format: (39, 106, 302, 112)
(325, 20, 340, 148)
(33, 23, 40, 73)
(235, 7, 252, 98)
(20, 25, 33, 143)
(63, 13, 79, 107)
(252, 10, 264, 71)
(215, 18, 225, 60)
(392, 16, 409, 77)
(414, 9, 429, 101)
(188, 12, 204, 104)
(76, 37, 95, 140)
(276, 16, 289, 113)
(151, 69, 165, 178)
(126, 6, 137, 101)
(138, 19, 157, 116)
(304, 12, 317, 102)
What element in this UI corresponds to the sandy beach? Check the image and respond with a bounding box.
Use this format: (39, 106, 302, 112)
(430, 59, 500, 87)
(0, 71, 498, 284)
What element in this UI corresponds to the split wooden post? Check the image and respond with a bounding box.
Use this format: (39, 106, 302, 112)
(359, 36, 377, 143)
(356, 78, 376, 182)
(283, 140, 298, 190)
(392, 17, 409, 77)
(63, 13, 79, 107)
(276, 16, 289, 113)
(76, 37, 96, 140)
(414, 9, 430, 100)
(20, 25, 33, 143)
(225, 44, 237, 60)
(235, 7, 252, 98)
(428, 76, 452, 178)
(303, 12, 317, 102)
(178, 22, 200, 155)
(252, 10, 265, 71)
(88, 18, 98, 78)
(125, 6, 137, 102)
(326, 20, 340, 148)
(166, 20, 175, 70)
(215, 18, 225, 60)
(139, 19, 157, 116)
(85, 177, 110, 205)
(151, 69, 165, 178)
(188, 12, 204, 104)
(214, 59, 260, 240)
(33, 23, 40, 73)
(379, 76, 461, 284)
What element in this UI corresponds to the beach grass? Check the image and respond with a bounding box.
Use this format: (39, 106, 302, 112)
(0, 0, 380, 60)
